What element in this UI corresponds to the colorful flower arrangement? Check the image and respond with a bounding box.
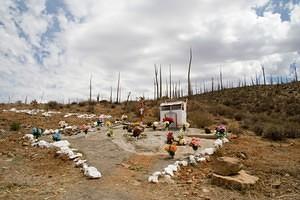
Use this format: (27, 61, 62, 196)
(164, 143, 177, 159)
(80, 124, 89, 135)
(163, 117, 174, 124)
(166, 132, 174, 144)
(215, 124, 227, 139)
(189, 137, 201, 151)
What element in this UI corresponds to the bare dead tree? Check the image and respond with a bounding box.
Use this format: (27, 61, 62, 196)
(165, 78, 168, 98)
(153, 78, 156, 100)
(219, 67, 223, 90)
(169, 64, 172, 98)
(261, 64, 266, 85)
(211, 77, 214, 92)
(96, 93, 100, 103)
(159, 65, 162, 98)
(294, 63, 298, 82)
(116, 72, 120, 103)
(187, 48, 193, 96)
(270, 74, 273, 85)
(24, 96, 27, 104)
(154, 64, 159, 99)
(255, 73, 259, 85)
(89, 75, 92, 102)
(110, 86, 112, 103)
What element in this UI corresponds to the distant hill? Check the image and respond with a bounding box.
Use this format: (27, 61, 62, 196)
(188, 81, 300, 139)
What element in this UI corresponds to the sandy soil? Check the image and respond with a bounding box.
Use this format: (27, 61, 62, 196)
(1, 106, 300, 200)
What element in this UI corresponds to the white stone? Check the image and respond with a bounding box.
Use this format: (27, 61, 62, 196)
(164, 167, 174, 176)
(167, 164, 178, 172)
(33, 140, 52, 148)
(148, 175, 159, 183)
(152, 171, 162, 177)
(189, 155, 197, 165)
(179, 160, 188, 166)
(214, 139, 223, 148)
(196, 157, 206, 162)
(203, 147, 216, 155)
(75, 159, 87, 167)
(23, 134, 34, 142)
(222, 138, 229, 143)
(69, 153, 83, 160)
(84, 166, 102, 179)
(52, 140, 70, 148)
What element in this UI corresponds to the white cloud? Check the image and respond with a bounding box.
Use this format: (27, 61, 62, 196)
(0, 0, 299, 102)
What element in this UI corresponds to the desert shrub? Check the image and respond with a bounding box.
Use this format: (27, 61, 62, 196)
(234, 112, 244, 121)
(252, 124, 264, 136)
(282, 123, 300, 138)
(10, 122, 21, 131)
(208, 105, 233, 117)
(228, 123, 242, 135)
(47, 101, 59, 109)
(15, 100, 22, 105)
(87, 104, 95, 113)
(262, 125, 284, 141)
(71, 101, 78, 105)
(286, 103, 300, 116)
(78, 101, 86, 107)
(189, 112, 213, 128)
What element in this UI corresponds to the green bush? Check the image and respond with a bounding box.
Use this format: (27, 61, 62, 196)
(189, 112, 213, 128)
(10, 122, 21, 131)
(47, 101, 59, 109)
(262, 125, 284, 141)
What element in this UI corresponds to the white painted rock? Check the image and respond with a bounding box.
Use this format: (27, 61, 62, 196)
(214, 139, 223, 148)
(189, 155, 197, 165)
(167, 164, 178, 172)
(203, 147, 216, 155)
(164, 167, 174, 176)
(148, 175, 159, 183)
(69, 153, 83, 160)
(179, 160, 188, 167)
(196, 157, 206, 162)
(33, 140, 52, 148)
(84, 166, 102, 179)
(23, 134, 34, 142)
(222, 138, 229, 143)
(152, 171, 162, 177)
(75, 159, 87, 167)
(52, 140, 70, 148)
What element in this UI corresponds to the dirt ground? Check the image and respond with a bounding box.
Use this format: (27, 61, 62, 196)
(0, 106, 300, 200)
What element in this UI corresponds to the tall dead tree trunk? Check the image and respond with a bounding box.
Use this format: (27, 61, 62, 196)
(169, 64, 172, 98)
(153, 78, 156, 100)
(116, 72, 120, 103)
(219, 68, 223, 90)
(211, 77, 214, 92)
(89, 75, 92, 102)
(159, 65, 162, 98)
(165, 78, 168, 98)
(294, 63, 298, 82)
(187, 48, 193, 96)
(110, 86, 112, 103)
(270, 74, 273, 85)
(154, 65, 159, 99)
(261, 64, 266, 85)
(255, 73, 259, 85)
(24, 96, 27, 104)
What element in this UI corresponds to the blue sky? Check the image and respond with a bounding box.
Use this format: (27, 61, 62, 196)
(0, 0, 299, 103)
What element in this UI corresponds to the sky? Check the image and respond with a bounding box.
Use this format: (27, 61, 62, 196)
(0, 0, 300, 103)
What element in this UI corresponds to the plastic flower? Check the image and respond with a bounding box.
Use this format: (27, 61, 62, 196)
(166, 132, 174, 144)
(164, 143, 177, 158)
(190, 137, 201, 151)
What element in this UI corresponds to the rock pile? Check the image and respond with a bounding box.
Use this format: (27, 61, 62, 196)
(211, 156, 259, 190)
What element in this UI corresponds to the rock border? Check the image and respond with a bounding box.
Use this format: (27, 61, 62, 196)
(148, 138, 229, 183)
(23, 134, 102, 179)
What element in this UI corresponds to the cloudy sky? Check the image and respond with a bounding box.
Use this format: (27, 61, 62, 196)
(0, 0, 300, 103)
